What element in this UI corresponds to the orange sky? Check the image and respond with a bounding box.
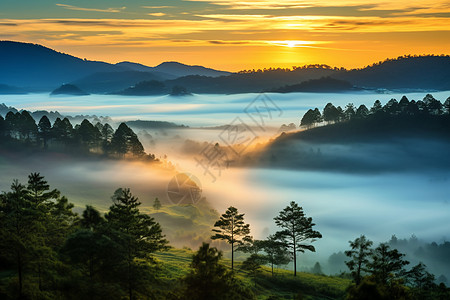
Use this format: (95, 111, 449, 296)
(0, 0, 449, 71)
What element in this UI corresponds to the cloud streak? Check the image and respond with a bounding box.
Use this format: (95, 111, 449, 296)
(56, 4, 126, 13)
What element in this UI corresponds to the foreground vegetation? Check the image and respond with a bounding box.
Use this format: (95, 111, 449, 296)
(1, 173, 449, 299)
(0, 173, 347, 299)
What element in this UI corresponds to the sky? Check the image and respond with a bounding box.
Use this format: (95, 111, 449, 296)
(0, 0, 449, 71)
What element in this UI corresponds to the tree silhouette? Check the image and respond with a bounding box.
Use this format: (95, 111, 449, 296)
(153, 197, 161, 210)
(300, 108, 322, 128)
(444, 97, 450, 114)
(370, 100, 383, 114)
(323, 102, 342, 123)
(260, 234, 290, 276)
(105, 188, 169, 299)
(211, 206, 252, 270)
(274, 201, 322, 276)
(111, 123, 145, 157)
(343, 103, 356, 120)
(368, 243, 409, 285)
(38, 115, 52, 149)
(76, 119, 101, 151)
(345, 235, 373, 285)
(184, 243, 254, 300)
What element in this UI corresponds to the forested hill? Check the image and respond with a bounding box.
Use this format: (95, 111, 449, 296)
(254, 94, 450, 172)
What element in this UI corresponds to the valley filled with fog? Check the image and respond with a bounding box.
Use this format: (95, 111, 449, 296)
(1, 91, 449, 275)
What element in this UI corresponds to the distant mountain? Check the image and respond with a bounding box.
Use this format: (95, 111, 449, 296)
(152, 61, 231, 78)
(0, 41, 127, 90)
(165, 68, 338, 94)
(114, 80, 168, 96)
(0, 41, 230, 92)
(51, 84, 89, 96)
(117, 61, 231, 78)
(0, 84, 26, 94)
(270, 77, 355, 93)
(115, 61, 156, 72)
(72, 71, 173, 94)
(1, 41, 449, 94)
(126, 120, 188, 129)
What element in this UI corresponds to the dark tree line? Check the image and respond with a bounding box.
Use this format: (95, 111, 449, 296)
(301, 94, 450, 128)
(0, 111, 151, 158)
(345, 235, 450, 300)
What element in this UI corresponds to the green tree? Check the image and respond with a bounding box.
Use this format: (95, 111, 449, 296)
(274, 201, 322, 276)
(323, 103, 342, 123)
(345, 235, 373, 285)
(63, 205, 123, 299)
(311, 262, 323, 275)
(444, 97, 450, 114)
(111, 123, 145, 157)
(18, 111, 38, 141)
(368, 243, 409, 285)
(52, 117, 74, 144)
(370, 100, 383, 114)
(76, 119, 101, 151)
(0, 115, 6, 138)
(423, 94, 443, 115)
(241, 254, 268, 285)
(355, 104, 369, 119)
(260, 234, 290, 276)
(105, 188, 169, 299)
(0, 180, 34, 297)
(384, 99, 399, 115)
(406, 262, 435, 299)
(153, 197, 161, 210)
(343, 103, 356, 120)
(0, 173, 77, 297)
(26, 173, 75, 291)
(211, 206, 252, 270)
(300, 108, 322, 128)
(184, 243, 254, 300)
(100, 123, 114, 154)
(38, 115, 52, 149)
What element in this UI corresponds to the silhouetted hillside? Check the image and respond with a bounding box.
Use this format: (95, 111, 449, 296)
(271, 77, 355, 93)
(0, 41, 126, 90)
(153, 61, 231, 77)
(333, 56, 450, 90)
(114, 80, 168, 95)
(1, 41, 449, 94)
(166, 68, 338, 93)
(72, 71, 172, 94)
(51, 84, 89, 96)
(0, 84, 26, 94)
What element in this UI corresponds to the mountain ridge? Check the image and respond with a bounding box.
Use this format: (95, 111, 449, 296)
(1, 40, 449, 94)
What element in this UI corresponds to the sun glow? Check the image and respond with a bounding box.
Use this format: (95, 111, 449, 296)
(268, 40, 327, 48)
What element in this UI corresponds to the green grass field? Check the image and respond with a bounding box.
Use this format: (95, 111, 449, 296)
(154, 248, 351, 300)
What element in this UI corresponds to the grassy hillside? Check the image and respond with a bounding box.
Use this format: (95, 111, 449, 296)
(154, 248, 351, 299)
(144, 202, 220, 249)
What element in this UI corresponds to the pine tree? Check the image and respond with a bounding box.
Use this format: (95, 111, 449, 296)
(211, 206, 252, 270)
(274, 201, 322, 276)
(368, 243, 409, 285)
(38, 115, 52, 149)
(111, 123, 145, 157)
(105, 188, 169, 299)
(345, 235, 373, 285)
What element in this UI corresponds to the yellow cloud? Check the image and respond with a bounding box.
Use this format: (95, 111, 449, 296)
(148, 13, 167, 17)
(186, 0, 450, 11)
